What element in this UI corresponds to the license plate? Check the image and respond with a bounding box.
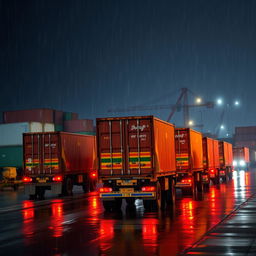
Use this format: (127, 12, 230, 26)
(38, 179, 47, 183)
(120, 188, 134, 192)
(118, 180, 137, 186)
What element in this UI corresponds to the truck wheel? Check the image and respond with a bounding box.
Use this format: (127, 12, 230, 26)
(166, 179, 176, 205)
(29, 194, 36, 200)
(155, 181, 165, 210)
(203, 182, 210, 191)
(143, 200, 153, 211)
(114, 199, 122, 210)
(102, 200, 114, 211)
(126, 198, 135, 207)
(36, 188, 45, 200)
(63, 177, 73, 196)
(89, 180, 96, 192)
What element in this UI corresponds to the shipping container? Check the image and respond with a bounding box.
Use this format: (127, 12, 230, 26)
(55, 125, 64, 132)
(0, 122, 43, 146)
(202, 138, 220, 184)
(43, 123, 55, 132)
(3, 109, 54, 123)
(23, 132, 97, 199)
(175, 128, 204, 194)
(97, 116, 176, 210)
(64, 119, 93, 133)
(218, 141, 233, 181)
(54, 110, 64, 125)
(63, 112, 79, 121)
(0, 145, 23, 168)
(233, 147, 250, 169)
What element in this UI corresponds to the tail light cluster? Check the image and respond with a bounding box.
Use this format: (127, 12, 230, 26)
(209, 169, 215, 174)
(52, 175, 63, 182)
(181, 178, 192, 184)
(90, 172, 97, 179)
(141, 186, 156, 192)
(100, 187, 113, 193)
(23, 177, 32, 183)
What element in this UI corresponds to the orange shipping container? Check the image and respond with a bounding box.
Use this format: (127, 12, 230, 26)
(202, 137, 220, 169)
(96, 116, 176, 178)
(175, 128, 203, 172)
(219, 141, 233, 167)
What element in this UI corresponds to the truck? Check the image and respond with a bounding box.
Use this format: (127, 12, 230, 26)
(218, 141, 233, 181)
(233, 147, 250, 170)
(202, 137, 220, 185)
(23, 132, 97, 199)
(97, 116, 176, 211)
(175, 128, 204, 196)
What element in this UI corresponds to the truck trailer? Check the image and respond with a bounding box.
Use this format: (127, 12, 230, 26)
(97, 116, 176, 211)
(23, 132, 97, 199)
(218, 141, 233, 181)
(203, 137, 220, 185)
(233, 147, 250, 170)
(175, 128, 204, 196)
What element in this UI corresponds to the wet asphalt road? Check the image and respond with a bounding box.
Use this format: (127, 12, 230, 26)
(0, 169, 255, 256)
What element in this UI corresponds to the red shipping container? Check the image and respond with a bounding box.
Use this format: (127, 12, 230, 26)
(97, 116, 176, 177)
(54, 110, 64, 125)
(4, 109, 54, 123)
(233, 147, 250, 163)
(64, 119, 93, 132)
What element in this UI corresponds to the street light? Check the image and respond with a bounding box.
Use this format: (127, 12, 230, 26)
(220, 125, 225, 130)
(188, 120, 194, 126)
(216, 98, 223, 105)
(195, 97, 202, 104)
(234, 100, 240, 106)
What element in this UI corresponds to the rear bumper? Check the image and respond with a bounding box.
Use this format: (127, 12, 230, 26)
(24, 182, 62, 195)
(100, 191, 156, 199)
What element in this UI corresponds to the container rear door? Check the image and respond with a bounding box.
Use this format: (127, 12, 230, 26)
(175, 129, 190, 171)
(24, 133, 60, 176)
(98, 120, 125, 176)
(126, 118, 153, 175)
(41, 133, 60, 174)
(97, 118, 154, 176)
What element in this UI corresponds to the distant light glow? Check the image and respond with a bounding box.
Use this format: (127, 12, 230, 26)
(216, 98, 223, 105)
(195, 97, 202, 104)
(188, 120, 194, 126)
(234, 100, 240, 106)
(220, 125, 225, 129)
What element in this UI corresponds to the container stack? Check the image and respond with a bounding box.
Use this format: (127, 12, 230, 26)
(0, 108, 94, 170)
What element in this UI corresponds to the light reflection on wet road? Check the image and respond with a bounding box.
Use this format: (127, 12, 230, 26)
(0, 169, 255, 256)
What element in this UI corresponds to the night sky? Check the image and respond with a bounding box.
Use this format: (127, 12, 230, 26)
(1, 0, 256, 136)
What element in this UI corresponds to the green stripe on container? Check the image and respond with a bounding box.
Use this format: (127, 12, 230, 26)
(129, 157, 151, 162)
(176, 158, 189, 161)
(101, 158, 122, 163)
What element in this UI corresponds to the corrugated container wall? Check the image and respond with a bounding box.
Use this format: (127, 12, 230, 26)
(64, 119, 93, 132)
(0, 122, 43, 146)
(54, 110, 64, 125)
(64, 112, 79, 121)
(3, 109, 54, 123)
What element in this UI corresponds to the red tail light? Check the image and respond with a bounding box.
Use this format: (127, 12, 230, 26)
(90, 172, 97, 179)
(142, 186, 156, 192)
(23, 177, 32, 183)
(52, 175, 63, 182)
(210, 169, 215, 174)
(181, 178, 192, 184)
(99, 187, 113, 193)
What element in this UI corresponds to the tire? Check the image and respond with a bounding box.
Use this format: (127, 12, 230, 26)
(155, 181, 165, 210)
(166, 178, 176, 205)
(102, 200, 114, 211)
(62, 177, 73, 196)
(203, 183, 210, 191)
(114, 198, 122, 210)
(143, 200, 153, 211)
(126, 198, 135, 206)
